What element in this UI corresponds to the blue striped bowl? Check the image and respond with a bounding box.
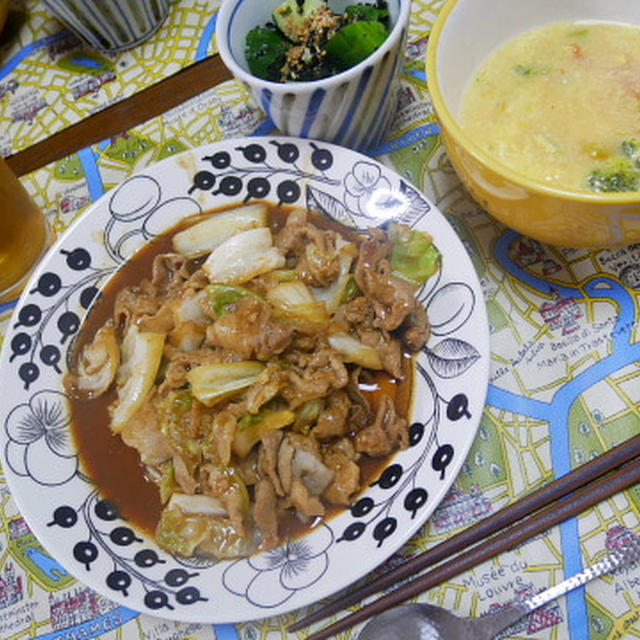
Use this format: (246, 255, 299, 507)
(217, 0, 410, 151)
(42, 0, 170, 51)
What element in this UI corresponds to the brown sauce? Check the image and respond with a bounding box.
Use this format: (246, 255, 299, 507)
(69, 202, 413, 541)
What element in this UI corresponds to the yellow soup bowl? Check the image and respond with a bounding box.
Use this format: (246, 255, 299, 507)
(426, 0, 640, 248)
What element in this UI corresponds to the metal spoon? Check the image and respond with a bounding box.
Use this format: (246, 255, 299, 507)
(359, 535, 640, 640)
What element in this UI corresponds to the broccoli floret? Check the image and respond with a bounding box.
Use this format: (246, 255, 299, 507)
(621, 138, 640, 167)
(587, 158, 640, 193)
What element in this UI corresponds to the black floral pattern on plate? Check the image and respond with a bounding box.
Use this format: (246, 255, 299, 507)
(47, 490, 207, 611)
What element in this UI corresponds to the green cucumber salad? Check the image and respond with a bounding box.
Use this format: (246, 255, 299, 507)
(245, 0, 391, 82)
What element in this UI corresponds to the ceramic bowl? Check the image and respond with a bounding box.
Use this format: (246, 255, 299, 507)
(42, 0, 170, 51)
(426, 0, 640, 248)
(216, 0, 411, 151)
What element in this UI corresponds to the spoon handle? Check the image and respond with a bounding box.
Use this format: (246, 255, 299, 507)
(523, 535, 640, 612)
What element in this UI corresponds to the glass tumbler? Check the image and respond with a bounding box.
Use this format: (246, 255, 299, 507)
(0, 157, 50, 303)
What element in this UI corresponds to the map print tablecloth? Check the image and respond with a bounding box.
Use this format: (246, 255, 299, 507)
(0, 0, 221, 156)
(1, 1, 640, 639)
(0, 0, 438, 158)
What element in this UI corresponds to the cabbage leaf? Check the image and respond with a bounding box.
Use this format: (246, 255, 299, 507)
(172, 203, 267, 257)
(233, 409, 296, 458)
(187, 361, 266, 407)
(203, 227, 285, 285)
(110, 326, 165, 433)
(389, 224, 441, 287)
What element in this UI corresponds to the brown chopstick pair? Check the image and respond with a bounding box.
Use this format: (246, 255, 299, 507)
(289, 431, 640, 639)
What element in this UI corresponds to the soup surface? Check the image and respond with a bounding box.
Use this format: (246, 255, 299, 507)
(460, 21, 640, 192)
(66, 202, 439, 561)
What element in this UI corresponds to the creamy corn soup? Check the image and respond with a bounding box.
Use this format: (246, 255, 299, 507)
(460, 21, 640, 193)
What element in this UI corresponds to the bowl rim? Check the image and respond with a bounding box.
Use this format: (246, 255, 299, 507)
(216, 0, 412, 91)
(425, 0, 640, 205)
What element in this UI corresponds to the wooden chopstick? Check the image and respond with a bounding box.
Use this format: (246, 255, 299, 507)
(301, 455, 640, 640)
(289, 432, 640, 637)
(6, 55, 232, 178)
(303, 455, 640, 640)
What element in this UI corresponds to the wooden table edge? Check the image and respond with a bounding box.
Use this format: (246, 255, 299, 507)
(6, 55, 233, 177)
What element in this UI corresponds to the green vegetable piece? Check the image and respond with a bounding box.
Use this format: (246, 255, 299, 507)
(156, 509, 199, 557)
(171, 391, 193, 414)
(345, 4, 390, 27)
(293, 398, 325, 433)
(325, 20, 389, 71)
(621, 138, 640, 168)
(187, 361, 265, 408)
(273, 0, 326, 42)
(587, 158, 640, 193)
(156, 507, 248, 559)
(513, 63, 549, 77)
(157, 390, 199, 459)
(158, 461, 177, 505)
(245, 25, 289, 81)
(389, 226, 441, 286)
(207, 284, 262, 316)
(340, 274, 362, 304)
(233, 409, 295, 457)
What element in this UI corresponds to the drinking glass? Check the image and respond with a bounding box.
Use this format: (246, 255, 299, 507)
(0, 157, 50, 303)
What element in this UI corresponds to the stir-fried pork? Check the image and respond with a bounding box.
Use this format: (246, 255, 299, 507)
(66, 203, 440, 560)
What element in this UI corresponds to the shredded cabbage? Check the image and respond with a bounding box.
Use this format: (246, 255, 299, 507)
(293, 398, 325, 433)
(167, 492, 228, 516)
(157, 461, 177, 504)
(292, 448, 334, 496)
(173, 290, 209, 324)
(156, 507, 250, 559)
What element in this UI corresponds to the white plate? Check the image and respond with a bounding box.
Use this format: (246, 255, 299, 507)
(0, 137, 489, 623)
